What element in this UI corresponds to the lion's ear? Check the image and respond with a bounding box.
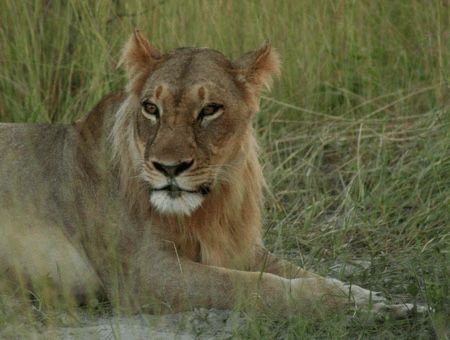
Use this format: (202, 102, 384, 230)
(234, 41, 281, 96)
(119, 30, 161, 80)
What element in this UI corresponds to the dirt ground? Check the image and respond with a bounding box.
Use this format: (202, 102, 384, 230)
(36, 309, 243, 339)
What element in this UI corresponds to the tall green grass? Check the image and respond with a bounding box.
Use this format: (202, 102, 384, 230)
(0, 0, 449, 338)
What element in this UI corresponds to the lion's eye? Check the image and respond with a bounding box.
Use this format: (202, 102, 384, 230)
(199, 103, 223, 121)
(141, 100, 159, 120)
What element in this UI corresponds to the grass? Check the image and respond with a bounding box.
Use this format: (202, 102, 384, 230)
(0, 0, 449, 338)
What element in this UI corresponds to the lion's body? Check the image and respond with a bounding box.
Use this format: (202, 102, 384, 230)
(0, 32, 422, 318)
(0, 122, 101, 297)
(0, 90, 263, 306)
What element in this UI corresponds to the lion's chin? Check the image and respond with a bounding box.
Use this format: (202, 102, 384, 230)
(149, 191, 204, 216)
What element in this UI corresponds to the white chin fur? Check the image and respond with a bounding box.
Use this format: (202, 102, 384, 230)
(150, 191, 204, 216)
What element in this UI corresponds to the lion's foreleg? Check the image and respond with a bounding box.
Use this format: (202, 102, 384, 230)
(130, 250, 377, 317)
(133, 253, 288, 313)
(124, 242, 425, 318)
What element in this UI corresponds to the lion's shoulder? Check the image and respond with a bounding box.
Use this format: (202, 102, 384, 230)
(76, 91, 126, 143)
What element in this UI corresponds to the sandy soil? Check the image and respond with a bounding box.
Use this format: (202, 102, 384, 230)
(37, 309, 244, 340)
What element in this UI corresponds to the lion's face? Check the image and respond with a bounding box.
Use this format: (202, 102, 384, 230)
(120, 32, 279, 215)
(136, 49, 252, 215)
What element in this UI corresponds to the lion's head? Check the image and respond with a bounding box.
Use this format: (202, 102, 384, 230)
(112, 31, 280, 216)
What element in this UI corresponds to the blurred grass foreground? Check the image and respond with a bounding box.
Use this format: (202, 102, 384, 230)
(0, 0, 449, 338)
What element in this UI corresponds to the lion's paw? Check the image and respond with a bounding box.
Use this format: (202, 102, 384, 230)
(370, 302, 429, 320)
(337, 281, 430, 319)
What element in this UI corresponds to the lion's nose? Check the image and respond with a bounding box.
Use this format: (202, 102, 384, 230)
(152, 160, 194, 178)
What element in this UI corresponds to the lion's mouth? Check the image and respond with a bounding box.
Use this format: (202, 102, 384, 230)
(151, 183, 211, 199)
(148, 181, 211, 215)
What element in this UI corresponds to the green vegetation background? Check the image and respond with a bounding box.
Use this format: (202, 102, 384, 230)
(0, 1, 449, 338)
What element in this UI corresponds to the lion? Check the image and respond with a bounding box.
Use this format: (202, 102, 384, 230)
(0, 31, 425, 319)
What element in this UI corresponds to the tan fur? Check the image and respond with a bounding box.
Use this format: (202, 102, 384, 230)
(0, 32, 423, 318)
